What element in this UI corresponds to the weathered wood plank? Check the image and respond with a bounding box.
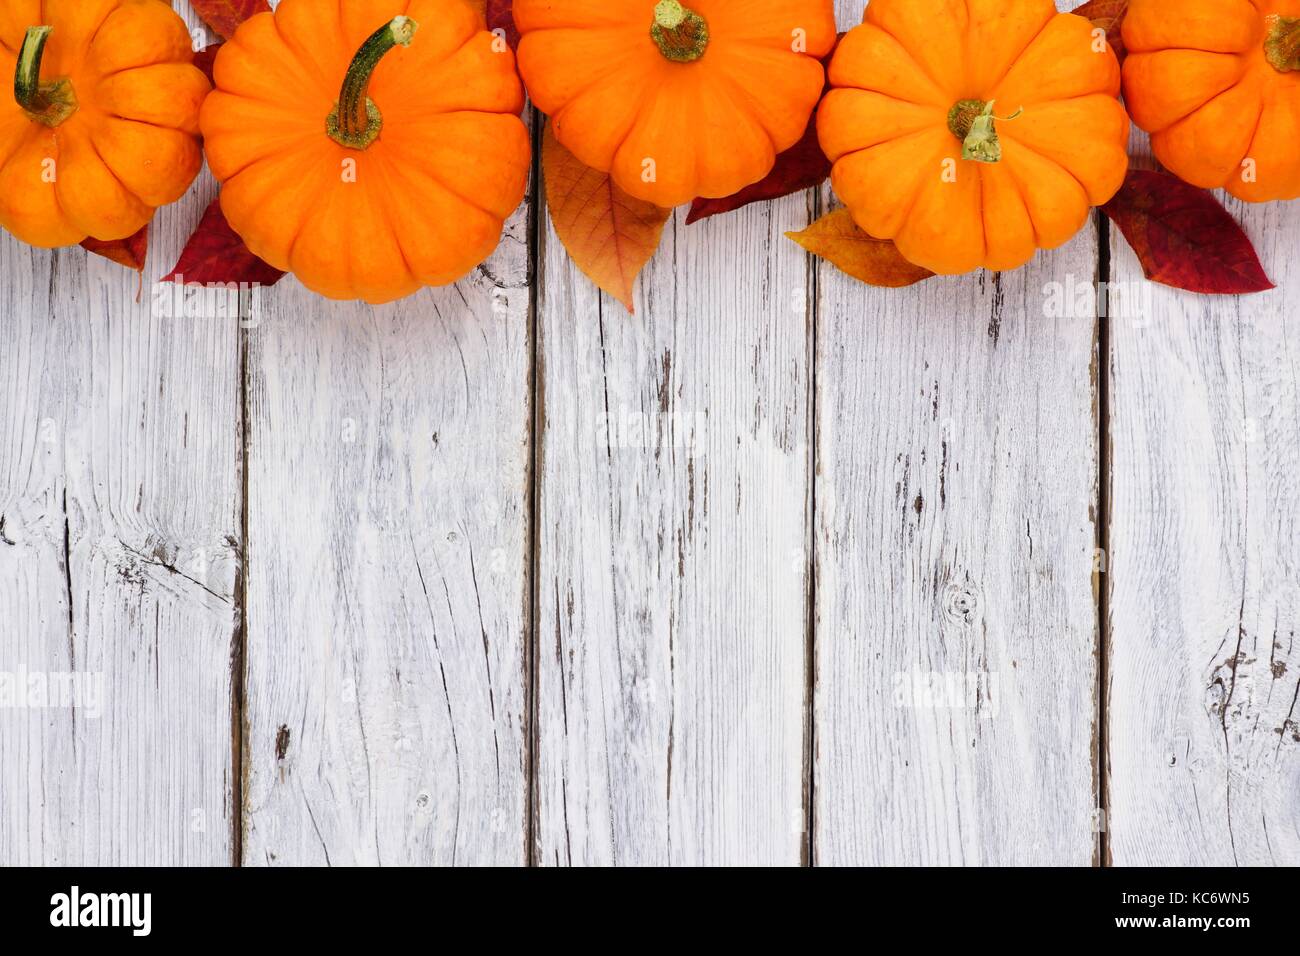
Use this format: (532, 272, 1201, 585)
(535, 195, 814, 865)
(812, 0, 1101, 867)
(1107, 188, 1300, 865)
(813, 250, 1102, 866)
(0, 1, 238, 865)
(239, 163, 534, 866)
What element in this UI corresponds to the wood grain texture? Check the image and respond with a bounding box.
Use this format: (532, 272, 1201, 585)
(6, 0, 1300, 871)
(812, 0, 1101, 867)
(238, 163, 534, 867)
(1108, 188, 1300, 865)
(813, 248, 1102, 866)
(0, 0, 239, 862)
(534, 194, 814, 865)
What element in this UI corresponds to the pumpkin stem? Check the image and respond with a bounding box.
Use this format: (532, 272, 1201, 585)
(14, 26, 78, 128)
(651, 0, 709, 63)
(947, 99, 1022, 164)
(327, 16, 419, 150)
(1264, 14, 1300, 72)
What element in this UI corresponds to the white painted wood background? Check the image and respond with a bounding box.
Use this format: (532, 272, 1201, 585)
(1, 0, 1298, 866)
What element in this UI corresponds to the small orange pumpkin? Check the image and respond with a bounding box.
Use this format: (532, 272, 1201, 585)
(817, 0, 1130, 275)
(200, 0, 531, 303)
(514, 0, 838, 207)
(0, 0, 209, 248)
(1122, 0, 1300, 202)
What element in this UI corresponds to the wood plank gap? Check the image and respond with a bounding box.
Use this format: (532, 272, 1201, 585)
(1094, 210, 1113, 868)
(804, 186, 822, 868)
(231, 300, 252, 867)
(525, 104, 544, 868)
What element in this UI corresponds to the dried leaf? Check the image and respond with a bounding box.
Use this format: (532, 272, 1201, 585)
(486, 0, 519, 49)
(787, 209, 934, 288)
(1103, 170, 1274, 295)
(687, 119, 831, 224)
(1071, 0, 1128, 62)
(190, 0, 271, 41)
(543, 123, 670, 313)
(162, 198, 286, 288)
(82, 224, 150, 300)
(82, 224, 149, 273)
(193, 44, 222, 86)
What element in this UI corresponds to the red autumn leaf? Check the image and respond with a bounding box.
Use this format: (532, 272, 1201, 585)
(194, 44, 222, 86)
(162, 198, 286, 288)
(82, 224, 149, 273)
(486, 0, 519, 50)
(686, 119, 831, 224)
(1103, 170, 1274, 295)
(1071, 0, 1129, 62)
(191, 0, 270, 41)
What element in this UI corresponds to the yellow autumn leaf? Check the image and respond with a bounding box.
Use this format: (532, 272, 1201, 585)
(787, 209, 934, 288)
(542, 122, 671, 313)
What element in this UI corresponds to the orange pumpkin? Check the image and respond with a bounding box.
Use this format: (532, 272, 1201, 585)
(818, 0, 1130, 275)
(514, 0, 838, 207)
(0, 0, 209, 248)
(1122, 0, 1300, 202)
(200, 0, 531, 303)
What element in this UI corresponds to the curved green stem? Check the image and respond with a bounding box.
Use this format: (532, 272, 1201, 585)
(326, 16, 419, 150)
(15, 26, 78, 127)
(947, 99, 1022, 164)
(651, 0, 709, 63)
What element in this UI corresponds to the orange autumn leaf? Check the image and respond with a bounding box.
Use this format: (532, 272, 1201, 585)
(787, 209, 934, 288)
(542, 122, 670, 313)
(82, 224, 149, 273)
(81, 223, 149, 301)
